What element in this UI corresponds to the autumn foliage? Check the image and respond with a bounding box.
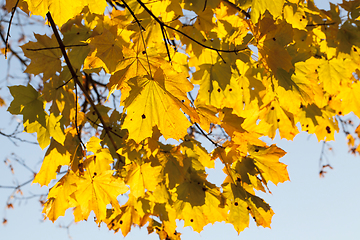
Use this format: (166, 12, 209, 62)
(2, 0, 360, 239)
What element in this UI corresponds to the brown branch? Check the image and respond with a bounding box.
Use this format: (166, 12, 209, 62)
(46, 12, 124, 164)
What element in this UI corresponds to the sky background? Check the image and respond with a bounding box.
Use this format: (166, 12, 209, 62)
(1, 0, 360, 240)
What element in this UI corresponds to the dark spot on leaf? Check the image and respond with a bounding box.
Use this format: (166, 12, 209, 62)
(247, 206, 250, 211)
(181, 99, 185, 103)
(277, 119, 280, 122)
(208, 90, 210, 93)
(272, 37, 276, 41)
(241, 87, 243, 90)
(142, 114, 146, 119)
(236, 177, 241, 182)
(255, 149, 259, 152)
(302, 15, 306, 19)
(217, 88, 221, 92)
(326, 126, 331, 134)
(190, 219, 194, 222)
(93, 172, 97, 177)
(111, 222, 115, 227)
(234, 202, 238, 206)
(306, 124, 309, 128)
(119, 220, 123, 224)
(338, 111, 342, 115)
(353, 47, 357, 52)
(142, 50, 146, 54)
(328, 96, 332, 101)
(202, 187, 207, 191)
(299, 18, 302, 22)
(271, 107, 275, 110)
(76, 32, 80, 35)
(197, 182, 201, 185)
(300, 103, 303, 109)
(92, 111, 96, 115)
(229, 88, 232, 92)
(253, 217, 256, 221)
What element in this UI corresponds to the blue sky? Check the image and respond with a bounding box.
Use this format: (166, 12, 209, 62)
(1, 0, 360, 240)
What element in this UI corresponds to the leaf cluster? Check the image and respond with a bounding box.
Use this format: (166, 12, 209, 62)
(2, 0, 360, 239)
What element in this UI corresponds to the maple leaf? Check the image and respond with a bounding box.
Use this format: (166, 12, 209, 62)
(86, 27, 127, 73)
(42, 171, 78, 222)
(33, 139, 71, 186)
(248, 144, 288, 185)
(8, 84, 65, 148)
(251, 0, 285, 23)
(125, 161, 163, 198)
(24, 0, 107, 26)
(21, 34, 62, 80)
(122, 67, 196, 143)
(5, 0, 360, 239)
(73, 166, 129, 222)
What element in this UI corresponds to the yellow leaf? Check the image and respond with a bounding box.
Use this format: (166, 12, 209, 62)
(87, 28, 125, 73)
(122, 68, 194, 143)
(251, 0, 285, 23)
(248, 144, 289, 185)
(42, 172, 78, 222)
(74, 169, 128, 222)
(7, 85, 64, 149)
(336, 81, 360, 117)
(283, 3, 308, 30)
(21, 34, 62, 80)
(33, 139, 71, 186)
(322, 57, 355, 92)
(125, 162, 163, 198)
(24, 0, 107, 26)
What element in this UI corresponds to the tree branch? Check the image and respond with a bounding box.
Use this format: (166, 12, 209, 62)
(46, 12, 124, 164)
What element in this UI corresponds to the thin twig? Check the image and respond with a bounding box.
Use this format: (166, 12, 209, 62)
(0, 130, 38, 145)
(0, 31, 28, 66)
(0, 178, 33, 189)
(306, 22, 336, 27)
(120, 0, 145, 31)
(136, 0, 247, 54)
(5, 0, 20, 58)
(25, 44, 88, 51)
